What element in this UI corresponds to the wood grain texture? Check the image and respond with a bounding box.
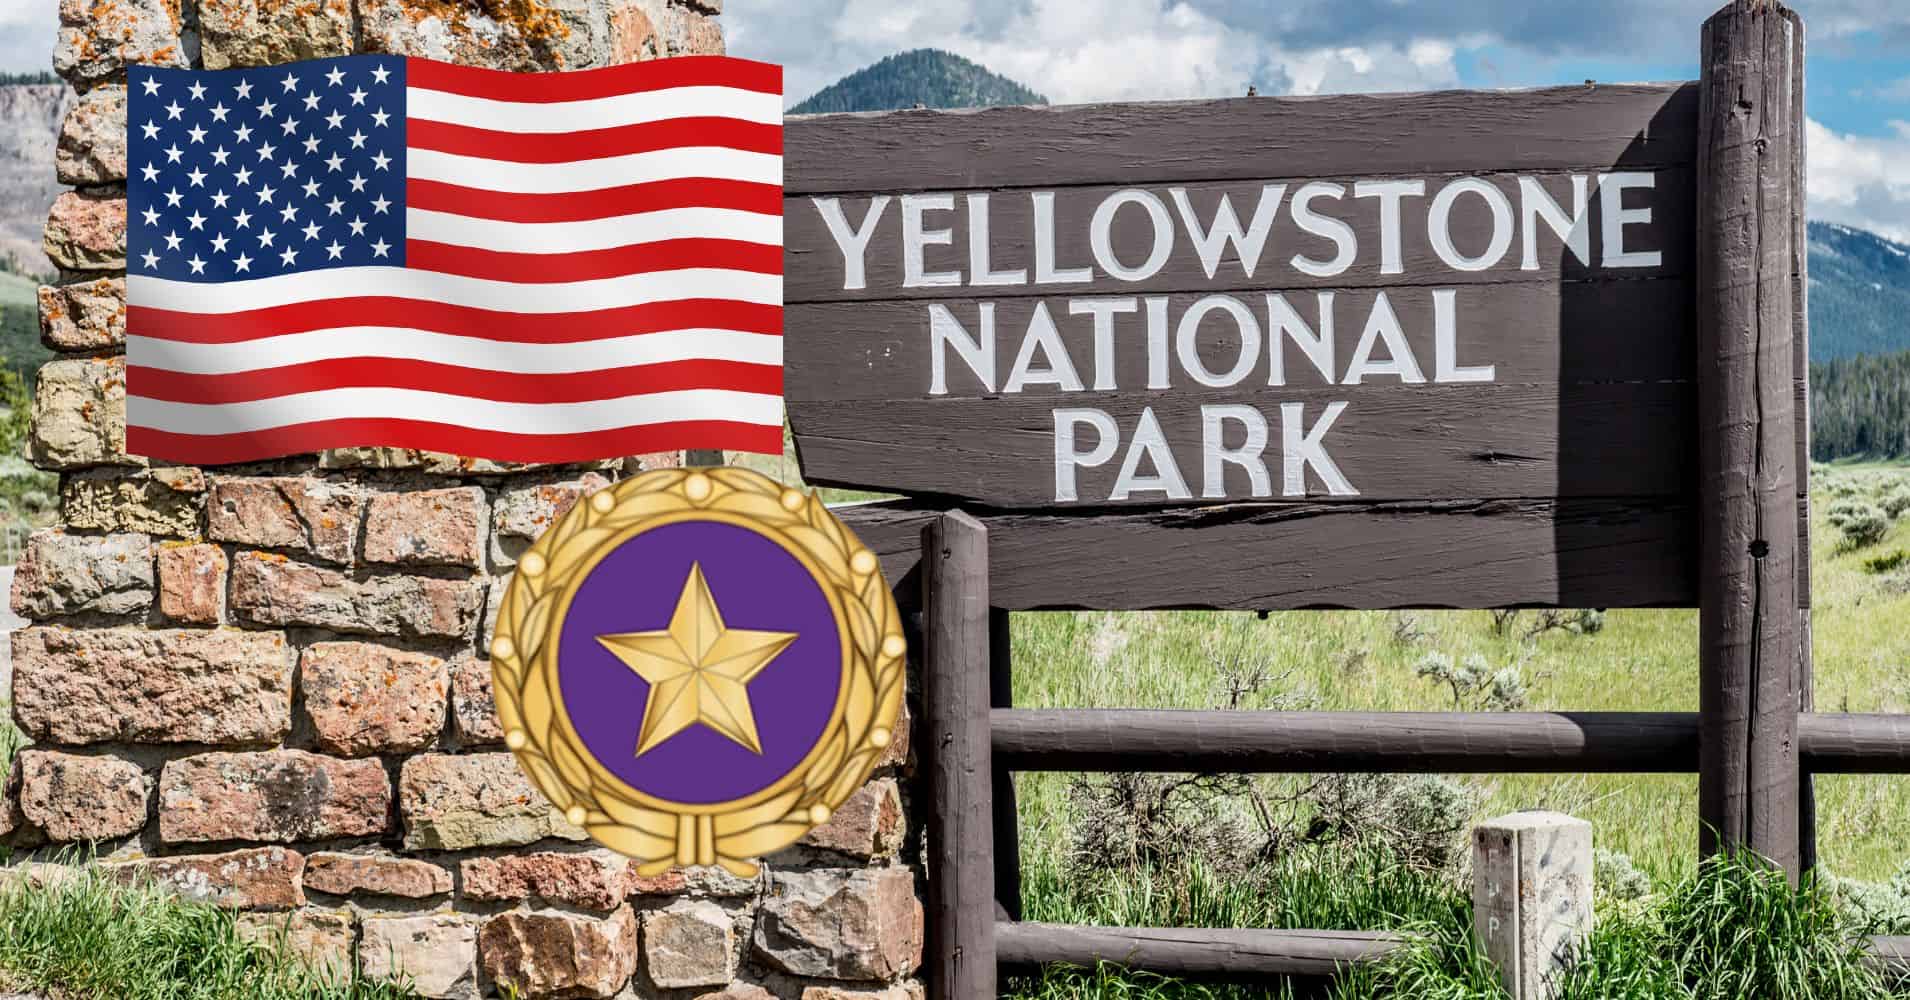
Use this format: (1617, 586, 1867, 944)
(1694, 0, 1804, 877)
(922, 512, 997, 999)
(785, 280, 1697, 403)
(988, 607, 1022, 921)
(993, 709, 1699, 774)
(786, 84, 1698, 195)
(1866, 937, 1910, 980)
(996, 922, 1409, 979)
(785, 169, 1694, 304)
(794, 382, 1693, 507)
(835, 497, 1700, 610)
(1798, 714, 1910, 774)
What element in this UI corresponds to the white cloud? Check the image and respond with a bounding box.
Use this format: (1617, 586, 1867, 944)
(755, 0, 1462, 108)
(0, 1, 58, 76)
(1808, 118, 1910, 241)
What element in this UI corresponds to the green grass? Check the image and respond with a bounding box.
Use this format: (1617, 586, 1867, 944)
(0, 860, 418, 1000)
(1009, 851, 1910, 1000)
(1007, 462, 1910, 884)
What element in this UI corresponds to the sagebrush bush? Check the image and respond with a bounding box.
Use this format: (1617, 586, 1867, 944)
(1415, 651, 1529, 711)
(1882, 486, 1910, 520)
(1830, 502, 1891, 549)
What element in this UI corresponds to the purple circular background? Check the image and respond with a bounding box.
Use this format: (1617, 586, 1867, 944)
(556, 520, 844, 805)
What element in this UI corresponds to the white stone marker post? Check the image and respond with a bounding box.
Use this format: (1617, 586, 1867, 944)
(1473, 811, 1595, 1000)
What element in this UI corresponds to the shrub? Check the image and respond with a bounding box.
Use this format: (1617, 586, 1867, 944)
(1838, 505, 1891, 550)
(1596, 848, 1653, 902)
(1882, 486, 1910, 520)
(1416, 652, 1529, 711)
(1302, 772, 1480, 872)
(1864, 550, 1908, 575)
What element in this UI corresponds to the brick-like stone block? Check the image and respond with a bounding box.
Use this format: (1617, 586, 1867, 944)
(644, 899, 736, 989)
(207, 477, 365, 563)
(300, 641, 449, 756)
(700, 985, 775, 1000)
(54, 0, 188, 87)
(0, 761, 33, 848)
(449, 655, 503, 746)
(753, 867, 923, 981)
(44, 187, 125, 271)
(114, 847, 305, 910)
(14, 749, 149, 843)
(39, 275, 126, 352)
(607, 2, 660, 61)
(479, 907, 638, 1000)
(624, 864, 760, 900)
(664, 3, 725, 56)
(230, 553, 485, 639)
(197, 0, 352, 69)
(459, 851, 625, 911)
(62, 467, 204, 536)
(10, 529, 152, 618)
(796, 779, 903, 860)
(56, 84, 126, 185)
(360, 914, 479, 1000)
(399, 753, 584, 851)
(877, 699, 911, 771)
(32, 356, 136, 470)
(365, 487, 487, 568)
(800, 987, 924, 1000)
(357, 0, 614, 71)
(155, 542, 226, 624)
(237, 907, 355, 976)
(11, 627, 292, 745)
(490, 474, 609, 568)
(158, 750, 390, 844)
(304, 852, 451, 899)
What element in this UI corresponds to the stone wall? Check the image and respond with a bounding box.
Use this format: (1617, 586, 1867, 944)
(4, 3, 926, 998)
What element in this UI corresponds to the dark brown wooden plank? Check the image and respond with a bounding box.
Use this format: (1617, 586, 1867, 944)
(785, 169, 1695, 304)
(993, 709, 1699, 774)
(1695, 0, 1804, 877)
(835, 497, 1698, 610)
(1867, 937, 1910, 981)
(786, 280, 1697, 403)
(795, 382, 1693, 507)
(996, 922, 1408, 979)
(922, 512, 997, 999)
(988, 607, 1022, 922)
(1791, 12, 1816, 873)
(786, 84, 1698, 195)
(1799, 714, 1910, 774)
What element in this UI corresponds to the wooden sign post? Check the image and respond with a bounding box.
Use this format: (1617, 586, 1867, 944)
(781, 0, 1826, 992)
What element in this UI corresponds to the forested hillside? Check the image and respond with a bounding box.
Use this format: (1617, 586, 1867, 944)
(789, 49, 1045, 114)
(1813, 350, 1910, 461)
(1808, 222, 1910, 361)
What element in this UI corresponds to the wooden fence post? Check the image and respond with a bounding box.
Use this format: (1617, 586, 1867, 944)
(1695, 0, 1805, 879)
(990, 606, 1024, 920)
(924, 511, 997, 997)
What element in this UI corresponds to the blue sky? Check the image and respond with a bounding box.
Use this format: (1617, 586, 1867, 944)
(725, 0, 1910, 239)
(6, 0, 1909, 236)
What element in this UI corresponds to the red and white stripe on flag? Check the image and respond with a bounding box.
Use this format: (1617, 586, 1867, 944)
(124, 55, 783, 465)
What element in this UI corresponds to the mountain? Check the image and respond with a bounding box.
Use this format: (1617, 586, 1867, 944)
(0, 82, 72, 281)
(789, 49, 1045, 115)
(1807, 222, 1910, 361)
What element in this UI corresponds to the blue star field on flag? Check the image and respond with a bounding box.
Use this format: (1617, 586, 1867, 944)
(127, 55, 408, 283)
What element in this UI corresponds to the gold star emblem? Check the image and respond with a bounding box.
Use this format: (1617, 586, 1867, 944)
(595, 563, 797, 758)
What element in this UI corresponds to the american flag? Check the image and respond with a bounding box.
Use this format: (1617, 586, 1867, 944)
(125, 54, 783, 464)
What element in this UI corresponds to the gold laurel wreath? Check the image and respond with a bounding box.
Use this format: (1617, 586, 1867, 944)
(490, 467, 906, 877)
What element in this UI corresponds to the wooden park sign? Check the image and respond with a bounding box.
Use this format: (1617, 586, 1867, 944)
(786, 89, 1701, 511)
(782, 2, 1844, 996)
(786, 74, 1808, 612)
